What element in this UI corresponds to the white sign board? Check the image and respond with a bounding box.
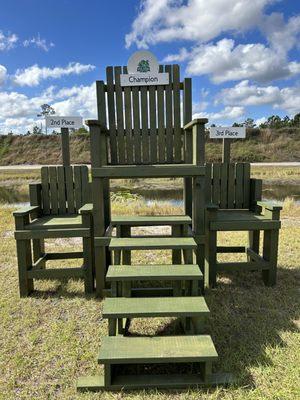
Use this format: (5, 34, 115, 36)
(120, 51, 169, 87)
(209, 126, 246, 139)
(45, 116, 83, 129)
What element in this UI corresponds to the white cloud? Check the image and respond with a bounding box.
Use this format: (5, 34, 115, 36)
(126, 0, 273, 48)
(13, 62, 96, 87)
(0, 84, 97, 134)
(163, 47, 189, 62)
(185, 39, 300, 83)
(216, 80, 300, 115)
(0, 65, 7, 85)
(194, 105, 245, 122)
(0, 31, 18, 50)
(23, 34, 55, 51)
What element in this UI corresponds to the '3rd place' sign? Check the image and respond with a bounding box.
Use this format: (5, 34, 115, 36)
(209, 126, 246, 139)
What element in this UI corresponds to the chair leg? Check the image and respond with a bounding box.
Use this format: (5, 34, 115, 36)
(206, 230, 217, 288)
(172, 225, 181, 264)
(32, 239, 45, 268)
(83, 236, 94, 294)
(248, 230, 260, 261)
(120, 225, 131, 265)
(262, 229, 279, 286)
(16, 239, 33, 297)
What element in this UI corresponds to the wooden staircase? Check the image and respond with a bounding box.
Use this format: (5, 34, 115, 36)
(77, 216, 232, 391)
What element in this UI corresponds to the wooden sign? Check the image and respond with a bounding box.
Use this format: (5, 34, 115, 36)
(120, 51, 169, 87)
(45, 116, 83, 129)
(209, 126, 246, 139)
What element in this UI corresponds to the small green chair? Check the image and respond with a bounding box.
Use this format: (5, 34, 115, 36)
(204, 162, 282, 287)
(14, 165, 94, 297)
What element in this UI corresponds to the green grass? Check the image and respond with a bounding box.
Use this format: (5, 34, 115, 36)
(0, 198, 299, 399)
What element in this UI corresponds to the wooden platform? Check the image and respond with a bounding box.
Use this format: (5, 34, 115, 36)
(111, 215, 192, 226)
(103, 296, 209, 318)
(109, 237, 197, 251)
(106, 264, 202, 281)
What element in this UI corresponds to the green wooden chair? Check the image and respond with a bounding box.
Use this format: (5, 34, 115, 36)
(14, 165, 94, 297)
(204, 162, 282, 287)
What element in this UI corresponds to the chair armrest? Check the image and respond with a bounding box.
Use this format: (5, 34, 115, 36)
(184, 118, 208, 130)
(256, 201, 282, 211)
(79, 203, 93, 214)
(13, 205, 40, 217)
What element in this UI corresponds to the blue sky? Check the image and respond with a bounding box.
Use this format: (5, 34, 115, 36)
(0, 0, 300, 133)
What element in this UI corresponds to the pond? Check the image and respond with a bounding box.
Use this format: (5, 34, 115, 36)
(0, 182, 299, 205)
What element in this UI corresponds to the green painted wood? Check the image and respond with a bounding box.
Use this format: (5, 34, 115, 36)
(210, 219, 280, 231)
(149, 85, 157, 163)
(106, 66, 118, 164)
(98, 335, 218, 364)
(165, 65, 173, 162)
(243, 163, 250, 208)
(41, 167, 50, 215)
(212, 164, 220, 206)
(61, 127, 70, 166)
(27, 267, 85, 279)
(114, 67, 126, 164)
(15, 227, 90, 239)
(103, 296, 209, 318)
(96, 80, 107, 127)
(227, 163, 235, 208)
(25, 214, 82, 229)
(92, 164, 205, 178)
(80, 166, 90, 204)
(123, 66, 134, 164)
(57, 166, 66, 214)
(262, 229, 279, 286)
(216, 261, 269, 271)
(173, 64, 181, 162)
(222, 139, 231, 163)
(106, 264, 202, 281)
(109, 237, 197, 250)
(204, 163, 212, 203)
(132, 86, 141, 164)
(235, 163, 244, 208)
(157, 65, 165, 163)
(183, 77, 193, 216)
(111, 215, 192, 226)
(140, 86, 150, 163)
(46, 251, 83, 259)
(74, 166, 82, 211)
(220, 163, 228, 209)
(65, 166, 75, 214)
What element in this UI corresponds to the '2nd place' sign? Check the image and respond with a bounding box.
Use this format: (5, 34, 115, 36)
(209, 126, 246, 139)
(45, 116, 83, 129)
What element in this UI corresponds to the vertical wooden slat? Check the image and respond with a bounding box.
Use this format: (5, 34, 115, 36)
(106, 67, 118, 164)
(41, 167, 50, 215)
(227, 163, 235, 209)
(123, 66, 134, 164)
(165, 65, 173, 163)
(57, 166, 66, 214)
(212, 163, 221, 207)
(149, 85, 157, 163)
(96, 80, 107, 127)
(65, 166, 75, 214)
(74, 166, 82, 211)
(243, 162, 251, 208)
(49, 167, 58, 214)
(220, 163, 228, 209)
(235, 163, 244, 208)
(205, 163, 212, 204)
(114, 67, 126, 164)
(157, 65, 165, 163)
(173, 64, 181, 162)
(81, 166, 90, 204)
(132, 86, 141, 164)
(140, 86, 149, 163)
(183, 77, 192, 216)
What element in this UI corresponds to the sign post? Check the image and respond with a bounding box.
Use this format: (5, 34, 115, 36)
(209, 126, 246, 163)
(45, 116, 83, 166)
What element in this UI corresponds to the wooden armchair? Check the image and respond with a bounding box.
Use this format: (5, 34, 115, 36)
(204, 162, 282, 287)
(14, 165, 94, 297)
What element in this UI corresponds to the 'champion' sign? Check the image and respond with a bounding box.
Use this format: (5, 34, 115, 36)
(120, 51, 169, 87)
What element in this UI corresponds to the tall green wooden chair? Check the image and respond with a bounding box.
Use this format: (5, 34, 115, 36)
(14, 165, 94, 296)
(204, 162, 282, 287)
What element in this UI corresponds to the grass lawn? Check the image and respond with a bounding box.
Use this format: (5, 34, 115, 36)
(0, 199, 299, 399)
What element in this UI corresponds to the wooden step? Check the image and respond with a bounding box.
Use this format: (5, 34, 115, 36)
(106, 264, 202, 281)
(103, 296, 209, 319)
(111, 215, 192, 226)
(109, 237, 197, 251)
(98, 335, 217, 364)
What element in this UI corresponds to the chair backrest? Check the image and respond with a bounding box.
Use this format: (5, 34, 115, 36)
(205, 162, 253, 209)
(40, 165, 91, 215)
(96, 64, 192, 165)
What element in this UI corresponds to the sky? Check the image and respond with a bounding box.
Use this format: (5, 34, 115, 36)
(0, 0, 300, 133)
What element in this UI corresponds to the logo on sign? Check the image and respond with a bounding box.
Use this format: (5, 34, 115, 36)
(120, 51, 169, 87)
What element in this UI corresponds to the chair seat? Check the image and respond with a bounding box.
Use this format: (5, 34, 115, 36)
(25, 214, 83, 230)
(209, 210, 281, 231)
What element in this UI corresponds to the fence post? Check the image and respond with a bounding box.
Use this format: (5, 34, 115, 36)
(222, 138, 231, 163)
(61, 127, 70, 166)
